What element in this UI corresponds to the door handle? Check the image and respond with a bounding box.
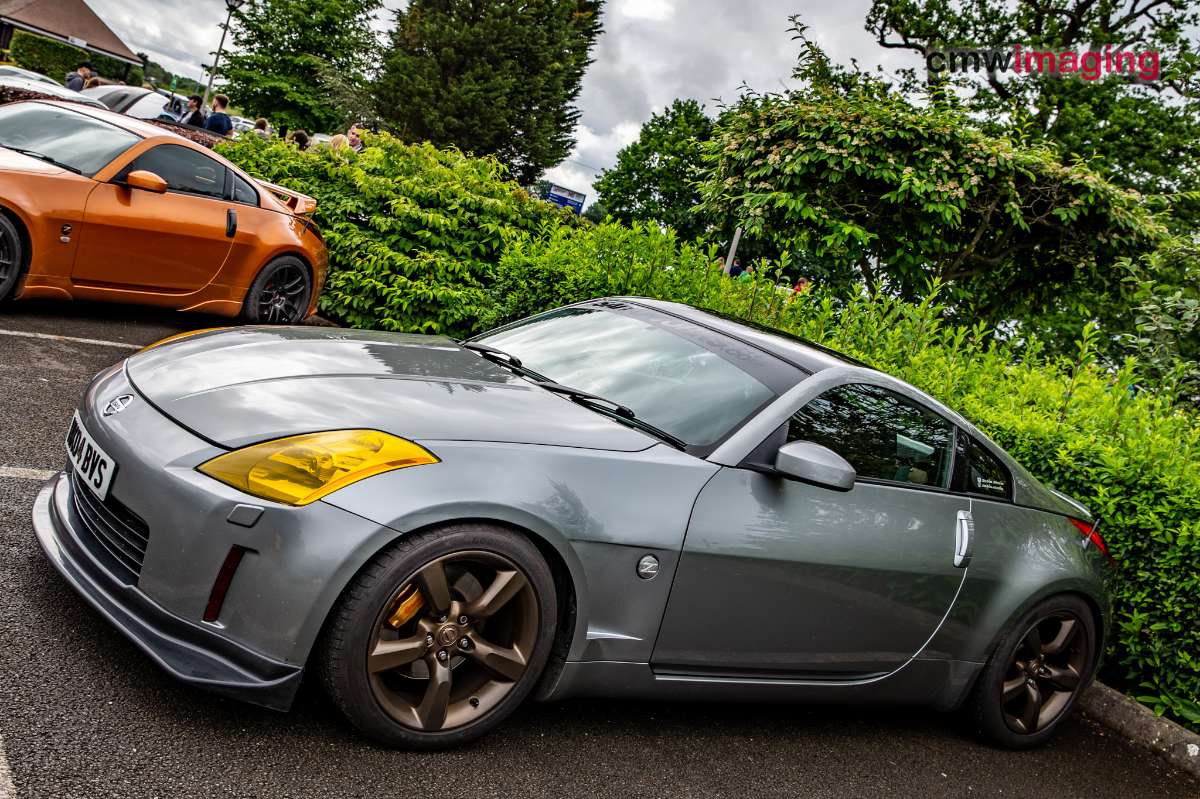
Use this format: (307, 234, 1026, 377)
(226, 209, 237, 238)
(954, 510, 974, 568)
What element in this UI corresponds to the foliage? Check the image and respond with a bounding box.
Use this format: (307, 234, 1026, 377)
(135, 51, 203, 96)
(485, 221, 1200, 731)
(864, 0, 1200, 214)
(376, 0, 603, 184)
(222, 0, 381, 134)
(594, 99, 714, 240)
(696, 64, 1166, 323)
(8, 30, 130, 83)
(216, 132, 570, 334)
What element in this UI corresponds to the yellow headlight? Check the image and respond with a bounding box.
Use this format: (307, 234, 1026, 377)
(197, 430, 438, 506)
(138, 327, 228, 354)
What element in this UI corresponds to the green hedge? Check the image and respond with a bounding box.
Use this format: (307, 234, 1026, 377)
(488, 222, 1200, 730)
(217, 133, 573, 334)
(9, 30, 128, 83)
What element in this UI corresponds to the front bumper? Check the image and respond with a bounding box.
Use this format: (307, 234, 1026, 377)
(33, 473, 302, 710)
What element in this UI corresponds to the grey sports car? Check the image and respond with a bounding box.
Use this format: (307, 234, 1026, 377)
(32, 297, 1112, 750)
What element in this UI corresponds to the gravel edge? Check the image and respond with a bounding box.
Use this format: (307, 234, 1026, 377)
(1079, 681, 1200, 780)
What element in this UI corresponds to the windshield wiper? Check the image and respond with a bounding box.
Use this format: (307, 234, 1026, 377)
(461, 341, 553, 382)
(532, 380, 688, 451)
(0, 146, 81, 173)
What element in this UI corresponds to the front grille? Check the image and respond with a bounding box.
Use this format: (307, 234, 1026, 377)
(68, 470, 149, 584)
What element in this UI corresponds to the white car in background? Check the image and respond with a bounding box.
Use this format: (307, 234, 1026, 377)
(80, 85, 187, 122)
(0, 75, 105, 108)
(0, 65, 61, 86)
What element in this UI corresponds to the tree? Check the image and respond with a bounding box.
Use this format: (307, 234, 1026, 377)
(221, 0, 381, 134)
(376, 0, 602, 184)
(697, 48, 1164, 324)
(594, 99, 713, 240)
(864, 1, 1200, 203)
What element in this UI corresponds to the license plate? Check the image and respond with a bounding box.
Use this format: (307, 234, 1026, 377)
(65, 411, 116, 500)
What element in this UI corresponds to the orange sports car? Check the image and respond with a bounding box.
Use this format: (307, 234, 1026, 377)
(0, 100, 326, 323)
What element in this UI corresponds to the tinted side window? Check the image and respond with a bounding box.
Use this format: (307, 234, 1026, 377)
(788, 384, 955, 488)
(231, 172, 259, 205)
(954, 435, 1012, 500)
(121, 144, 226, 198)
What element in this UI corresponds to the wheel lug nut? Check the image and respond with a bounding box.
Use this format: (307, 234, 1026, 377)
(458, 615, 468, 625)
(425, 634, 434, 646)
(437, 649, 449, 662)
(439, 615, 448, 623)
(459, 637, 471, 650)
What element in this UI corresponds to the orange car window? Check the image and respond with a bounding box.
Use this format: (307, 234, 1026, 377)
(120, 144, 226, 199)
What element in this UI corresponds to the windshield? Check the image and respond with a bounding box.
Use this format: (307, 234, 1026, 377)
(0, 103, 140, 177)
(478, 307, 778, 448)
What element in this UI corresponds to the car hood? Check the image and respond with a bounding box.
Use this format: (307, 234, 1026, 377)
(125, 327, 653, 452)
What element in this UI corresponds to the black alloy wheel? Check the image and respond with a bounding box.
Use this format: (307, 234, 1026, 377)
(968, 594, 1098, 749)
(0, 213, 23, 302)
(319, 524, 557, 749)
(243, 256, 311, 324)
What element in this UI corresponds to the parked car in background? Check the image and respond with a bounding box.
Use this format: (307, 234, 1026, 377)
(32, 297, 1112, 751)
(231, 116, 255, 134)
(0, 75, 105, 109)
(0, 65, 61, 86)
(81, 85, 187, 122)
(0, 100, 326, 323)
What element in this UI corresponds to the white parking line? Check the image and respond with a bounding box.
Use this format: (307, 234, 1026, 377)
(0, 328, 140, 350)
(0, 733, 14, 799)
(0, 466, 56, 481)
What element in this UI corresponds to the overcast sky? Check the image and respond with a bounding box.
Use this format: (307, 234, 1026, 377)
(88, 0, 921, 201)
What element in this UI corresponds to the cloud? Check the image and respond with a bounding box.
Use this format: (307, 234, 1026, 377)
(83, 0, 921, 203)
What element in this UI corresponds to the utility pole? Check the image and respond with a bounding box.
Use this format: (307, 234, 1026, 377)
(723, 226, 743, 275)
(202, 0, 246, 109)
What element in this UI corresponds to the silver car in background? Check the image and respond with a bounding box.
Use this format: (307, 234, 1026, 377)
(33, 298, 1112, 749)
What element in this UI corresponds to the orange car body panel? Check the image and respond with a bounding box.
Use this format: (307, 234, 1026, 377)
(0, 101, 327, 318)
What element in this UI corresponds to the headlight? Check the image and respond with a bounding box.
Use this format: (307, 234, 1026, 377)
(138, 327, 228, 353)
(197, 430, 438, 506)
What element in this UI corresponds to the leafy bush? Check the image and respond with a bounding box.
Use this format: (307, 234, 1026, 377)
(217, 133, 571, 334)
(489, 222, 1200, 730)
(8, 31, 128, 83)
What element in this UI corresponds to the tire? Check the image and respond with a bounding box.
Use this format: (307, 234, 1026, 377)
(318, 523, 558, 749)
(0, 213, 24, 303)
(240, 255, 311, 324)
(967, 594, 1098, 749)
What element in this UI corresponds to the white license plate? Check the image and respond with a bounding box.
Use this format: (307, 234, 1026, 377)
(65, 411, 116, 500)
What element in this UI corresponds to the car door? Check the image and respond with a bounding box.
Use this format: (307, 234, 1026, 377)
(652, 382, 970, 676)
(73, 143, 236, 291)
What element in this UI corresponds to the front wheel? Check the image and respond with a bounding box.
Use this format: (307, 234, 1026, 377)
(241, 256, 311, 324)
(967, 594, 1098, 749)
(0, 213, 23, 302)
(318, 524, 558, 749)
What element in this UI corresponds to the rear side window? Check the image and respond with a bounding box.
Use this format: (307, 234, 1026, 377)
(120, 144, 226, 198)
(954, 435, 1012, 500)
(787, 383, 955, 489)
(231, 172, 259, 205)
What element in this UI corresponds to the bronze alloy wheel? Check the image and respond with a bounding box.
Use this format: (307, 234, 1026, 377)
(366, 550, 540, 732)
(0, 213, 20, 301)
(999, 611, 1089, 735)
(255, 262, 309, 324)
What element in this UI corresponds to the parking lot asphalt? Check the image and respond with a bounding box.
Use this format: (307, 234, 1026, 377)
(0, 300, 1196, 799)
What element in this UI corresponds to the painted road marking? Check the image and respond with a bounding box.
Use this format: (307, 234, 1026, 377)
(0, 733, 14, 799)
(0, 329, 141, 350)
(0, 466, 56, 481)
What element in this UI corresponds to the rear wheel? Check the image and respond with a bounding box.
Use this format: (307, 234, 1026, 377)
(0, 213, 23, 302)
(968, 595, 1098, 749)
(319, 524, 557, 749)
(241, 256, 311, 324)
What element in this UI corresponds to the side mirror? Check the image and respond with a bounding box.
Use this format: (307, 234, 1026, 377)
(774, 441, 856, 491)
(125, 170, 168, 193)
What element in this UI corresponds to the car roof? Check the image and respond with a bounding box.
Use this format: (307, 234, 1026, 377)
(29, 98, 176, 139)
(610, 297, 871, 374)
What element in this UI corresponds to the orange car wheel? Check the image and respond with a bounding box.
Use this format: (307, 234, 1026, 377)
(241, 256, 312, 325)
(0, 213, 23, 302)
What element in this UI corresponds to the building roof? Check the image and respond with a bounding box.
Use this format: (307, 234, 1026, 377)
(0, 0, 140, 65)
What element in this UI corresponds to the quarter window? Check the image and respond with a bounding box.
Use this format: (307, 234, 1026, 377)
(120, 144, 226, 199)
(231, 172, 259, 205)
(955, 435, 1012, 500)
(787, 383, 955, 488)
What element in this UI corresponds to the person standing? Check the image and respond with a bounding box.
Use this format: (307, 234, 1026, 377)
(180, 95, 205, 127)
(253, 118, 270, 138)
(347, 123, 365, 152)
(64, 62, 93, 91)
(203, 94, 234, 136)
